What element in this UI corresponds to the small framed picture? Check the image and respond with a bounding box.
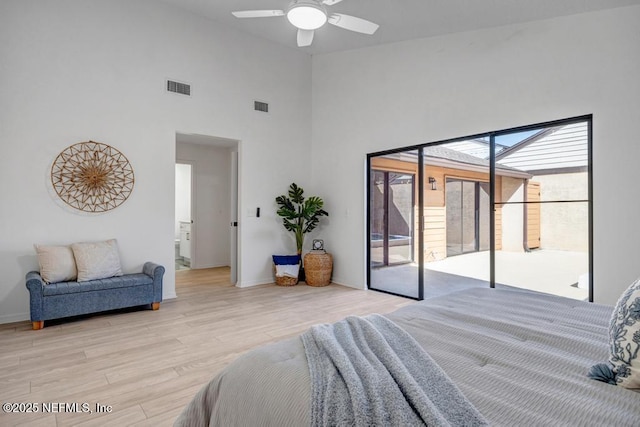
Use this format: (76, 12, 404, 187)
(312, 239, 324, 251)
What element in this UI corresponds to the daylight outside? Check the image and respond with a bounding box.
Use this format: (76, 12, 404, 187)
(369, 120, 589, 301)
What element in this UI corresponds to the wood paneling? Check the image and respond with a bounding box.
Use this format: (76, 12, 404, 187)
(526, 181, 541, 249)
(493, 175, 503, 250)
(495, 205, 503, 251)
(371, 157, 418, 175)
(425, 207, 446, 261)
(371, 156, 505, 261)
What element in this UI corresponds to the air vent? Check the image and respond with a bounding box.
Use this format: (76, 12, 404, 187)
(167, 80, 191, 96)
(254, 101, 269, 113)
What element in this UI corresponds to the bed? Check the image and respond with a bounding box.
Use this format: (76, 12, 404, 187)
(175, 287, 640, 426)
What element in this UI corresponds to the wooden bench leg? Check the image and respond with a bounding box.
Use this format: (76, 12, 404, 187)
(32, 321, 44, 330)
(151, 302, 160, 311)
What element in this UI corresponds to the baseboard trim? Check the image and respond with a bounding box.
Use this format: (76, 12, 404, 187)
(0, 312, 30, 325)
(231, 277, 363, 289)
(237, 278, 273, 288)
(0, 295, 178, 325)
(330, 278, 365, 290)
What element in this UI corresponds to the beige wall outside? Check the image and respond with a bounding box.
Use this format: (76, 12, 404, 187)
(501, 177, 526, 251)
(533, 172, 589, 252)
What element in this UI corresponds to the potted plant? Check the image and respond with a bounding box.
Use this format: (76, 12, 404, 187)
(275, 183, 328, 280)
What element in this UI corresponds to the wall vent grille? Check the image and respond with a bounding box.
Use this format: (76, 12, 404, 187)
(254, 101, 269, 113)
(167, 80, 191, 96)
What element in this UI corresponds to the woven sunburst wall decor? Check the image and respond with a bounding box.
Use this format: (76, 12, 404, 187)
(51, 141, 135, 213)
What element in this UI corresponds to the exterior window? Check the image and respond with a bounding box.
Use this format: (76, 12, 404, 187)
(367, 116, 592, 302)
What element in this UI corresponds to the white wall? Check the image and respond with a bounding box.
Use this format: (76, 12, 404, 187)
(311, 5, 640, 305)
(2, 2, 637, 324)
(176, 142, 231, 269)
(0, 0, 311, 323)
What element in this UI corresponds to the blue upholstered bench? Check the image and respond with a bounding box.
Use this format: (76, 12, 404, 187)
(25, 262, 164, 330)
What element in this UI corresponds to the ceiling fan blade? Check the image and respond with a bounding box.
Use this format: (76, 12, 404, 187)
(297, 29, 314, 47)
(322, 0, 344, 5)
(231, 10, 285, 18)
(328, 13, 379, 35)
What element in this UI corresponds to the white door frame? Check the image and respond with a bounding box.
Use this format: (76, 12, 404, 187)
(175, 160, 196, 268)
(230, 149, 239, 284)
(175, 132, 241, 285)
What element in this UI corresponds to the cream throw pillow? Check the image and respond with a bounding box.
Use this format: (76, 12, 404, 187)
(609, 277, 640, 389)
(71, 239, 123, 282)
(35, 245, 77, 283)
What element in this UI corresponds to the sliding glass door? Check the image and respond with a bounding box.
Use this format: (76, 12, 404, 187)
(493, 120, 591, 300)
(368, 151, 420, 298)
(446, 179, 490, 256)
(421, 139, 491, 298)
(367, 115, 592, 302)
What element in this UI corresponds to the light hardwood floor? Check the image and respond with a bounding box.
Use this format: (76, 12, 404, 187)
(0, 268, 412, 426)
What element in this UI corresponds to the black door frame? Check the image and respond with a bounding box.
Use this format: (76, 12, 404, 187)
(366, 114, 593, 302)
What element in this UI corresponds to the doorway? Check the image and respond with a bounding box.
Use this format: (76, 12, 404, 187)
(175, 133, 240, 285)
(175, 162, 193, 271)
(368, 151, 421, 298)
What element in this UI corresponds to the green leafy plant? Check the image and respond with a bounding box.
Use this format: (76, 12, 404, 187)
(275, 183, 328, 255)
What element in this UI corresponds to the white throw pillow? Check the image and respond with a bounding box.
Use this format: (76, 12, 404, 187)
(609, 277, 640, 389)
(71, 239, 123, 282)
(35, 244, 77, 283)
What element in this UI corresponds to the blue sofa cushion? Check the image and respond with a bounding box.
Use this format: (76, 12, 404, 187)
(43, 273, 153, 296)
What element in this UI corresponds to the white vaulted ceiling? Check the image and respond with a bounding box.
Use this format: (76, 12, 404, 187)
(157, 0, 640, 54)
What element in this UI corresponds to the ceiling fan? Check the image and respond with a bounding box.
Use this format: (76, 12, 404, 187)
(232, 0, 379, 47)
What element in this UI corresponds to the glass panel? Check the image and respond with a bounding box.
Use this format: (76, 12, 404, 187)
(494, 121, 589, 300)
(368, 118, 590, 302)
(387, 172, 414, 264)
(370, 170, 385, 267)
(478, 182, 490, 251)
(461, 180, 476, 253)
(445, 179, 462, 256)
(495, 201, 589, 300)
(368, 151, 419, 298)
(423, 139, 490, 299)
(445, 179, 489, 255)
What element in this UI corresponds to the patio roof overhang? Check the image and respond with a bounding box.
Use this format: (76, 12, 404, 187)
(424, 156, 532, 179)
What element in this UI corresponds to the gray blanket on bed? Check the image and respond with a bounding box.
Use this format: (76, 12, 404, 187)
(174, 288, 640, 427)
(301, 314, 488, 427)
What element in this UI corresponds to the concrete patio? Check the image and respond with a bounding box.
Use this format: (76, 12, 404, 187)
(370, 249, 589, 300)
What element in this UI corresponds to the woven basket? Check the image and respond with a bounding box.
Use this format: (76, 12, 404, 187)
(303, 253, 333, 287)
(273, 265, 299, 286)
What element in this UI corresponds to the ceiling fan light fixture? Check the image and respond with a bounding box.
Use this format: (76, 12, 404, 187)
(287, 2, 327, 30)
